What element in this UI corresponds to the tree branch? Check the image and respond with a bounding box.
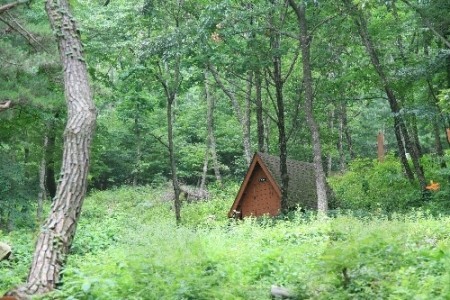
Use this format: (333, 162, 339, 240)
(0, 13, 50, 53)
(149, 132, 169, 150)
(0, 0, 29, 15)
(208, 63, 244, 124)
(401, 0, 450, 48)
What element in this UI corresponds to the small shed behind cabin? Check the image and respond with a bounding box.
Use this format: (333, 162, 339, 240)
(228, 152, 317, 218)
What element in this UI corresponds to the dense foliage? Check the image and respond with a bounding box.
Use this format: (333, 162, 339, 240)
(1, 0, 450, 297)
(3, 186, 450, 299)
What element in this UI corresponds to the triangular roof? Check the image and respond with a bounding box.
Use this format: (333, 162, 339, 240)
(228, 152, 318, 217)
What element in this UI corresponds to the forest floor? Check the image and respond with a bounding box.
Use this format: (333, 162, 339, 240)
(2, 184, 450, 299)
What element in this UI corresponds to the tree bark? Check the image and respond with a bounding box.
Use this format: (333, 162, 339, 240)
(341, 103, 355, 160)
(244, 71, 253, 162)
(269, 0, 289, 211)
(37, 136, 48, 222)
(255, 68, 265, 152)
(45, 117, 57, 200)
(204, 69, 222, 185)
(289, 0, 328, 212)
(338, 104, 346, 172)
(167, 95, 181, 224)
(200, 147, 209, 192)
(8, 0, 97, 297)
(327, 108, 335, 175)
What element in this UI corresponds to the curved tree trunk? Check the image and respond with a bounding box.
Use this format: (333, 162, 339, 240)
(8, 0, 96, 297)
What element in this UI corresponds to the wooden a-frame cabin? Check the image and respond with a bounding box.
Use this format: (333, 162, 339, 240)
(228, 152, 318, 218)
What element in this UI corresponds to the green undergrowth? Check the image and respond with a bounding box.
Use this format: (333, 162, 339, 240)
(3, 184, 450, 299)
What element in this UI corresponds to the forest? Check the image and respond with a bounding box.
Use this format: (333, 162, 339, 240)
(0, 0, 450, 299)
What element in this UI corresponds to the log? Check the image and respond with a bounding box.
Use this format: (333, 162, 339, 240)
(0, 242, 11, 261)
(270, 285, 293, 299)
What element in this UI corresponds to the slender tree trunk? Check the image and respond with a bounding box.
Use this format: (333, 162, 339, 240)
(37, 136, 48, 222)
(426, 67, 446, 157)
(8, 0, 97, 297)
(343, 0, 426, 189)
(200, 148, 209, 192)
(264, 114, 271, 153)
(45, 117, 57, 200)
(208, 64, 252, 165)
(23, 135, 30, 180)
(338, 104, 346, 172)
(341, 103, 355, 160)
(133, 114, 141, 187)
(269, 0, 289, 211)
(167, 95, 181, 224)
(327, 108, 335, 175)
(289, 0, 328, 212)
(409, 115, 422, 157)
(244, 71, 253, 160)
(255, 68, 265, 152)
(204, 69, 222, 185)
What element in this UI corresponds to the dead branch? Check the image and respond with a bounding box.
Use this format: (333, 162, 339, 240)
(0, 0, 29, 15)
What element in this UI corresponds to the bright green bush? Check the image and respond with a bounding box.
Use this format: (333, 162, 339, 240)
(329, 156, 421, 211)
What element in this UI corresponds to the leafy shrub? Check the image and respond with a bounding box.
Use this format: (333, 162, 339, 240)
(0, 229, 34, 295)
(4, 185, 450, 299)
(329, 156, 420, 211)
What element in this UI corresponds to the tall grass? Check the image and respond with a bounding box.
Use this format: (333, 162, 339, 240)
(2, 185, 450, 299)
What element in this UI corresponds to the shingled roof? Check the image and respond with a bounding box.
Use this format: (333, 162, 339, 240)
(257, 152, 318, 209)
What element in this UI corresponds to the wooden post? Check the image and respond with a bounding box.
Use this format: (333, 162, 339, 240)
(446, 128, 450, 144)
(377, 131, 385, 162)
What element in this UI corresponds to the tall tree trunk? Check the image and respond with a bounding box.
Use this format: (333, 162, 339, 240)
(37, 136, 48, 222)
(204, 69, 222, 185)
(45, 117, 57, 200)
(343, 0, 426, 189)
(255, 68, 265, 152)
(327, 108, 335, 175)
(341, 103, 355, 160)
(9, 0, 97, 297)
(133, 113, 141, 187)
(244, 71, 253, 161)
(289, 0, 328, 212)
(409, 115, 422, 157)
(264, 114, 271, 153)
(208, 64, 252, 165)
(338, 104, 346, 172)
(157, 57, 182, 224)
(167, 95, 181, 224)
(269, 0, 289, 211)
(200, 148, 209, 192)
(426, 69, 446, 157)
(23, 136, 30, 180)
